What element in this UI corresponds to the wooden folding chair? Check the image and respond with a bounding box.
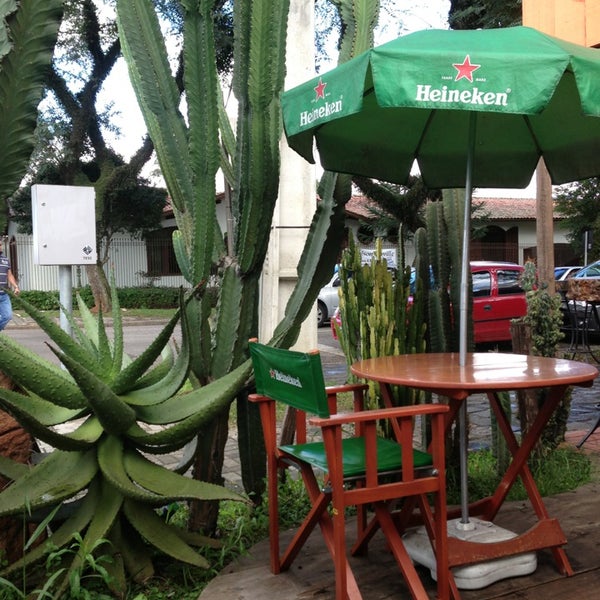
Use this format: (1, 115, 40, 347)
(248, 340, 450, 600)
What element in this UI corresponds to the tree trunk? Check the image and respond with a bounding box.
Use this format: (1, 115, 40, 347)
(189, 409, 230, 535)
(85, 262, 111, 312)
(0, 373, 41, 562)
(510, 320, 542, 451)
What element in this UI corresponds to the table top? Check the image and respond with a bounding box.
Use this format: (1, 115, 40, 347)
(350, 352, 598, 397)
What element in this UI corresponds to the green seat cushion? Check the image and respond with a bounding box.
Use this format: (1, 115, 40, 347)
(279, 436, 432, 478)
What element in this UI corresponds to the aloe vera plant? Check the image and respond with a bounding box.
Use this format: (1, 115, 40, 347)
(0, 289, 249, 597)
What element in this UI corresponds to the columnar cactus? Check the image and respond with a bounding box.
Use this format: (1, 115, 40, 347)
(335, 236, 427, 410)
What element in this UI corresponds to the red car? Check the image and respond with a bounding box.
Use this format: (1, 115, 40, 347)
(332, 261, 527, 345)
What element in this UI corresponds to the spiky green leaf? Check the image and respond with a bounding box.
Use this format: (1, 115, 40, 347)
(110, 307, 180, 394)
(0, 450, 97, 517)
(0, 334, 87, 409)
(0, 477, 101, 577)
(123, 498, 210, 568)
(124, 448, 245, 502)
(98, 435, 162, 503)
(49, 345, 136, 435)
(134, 360, 250, 426)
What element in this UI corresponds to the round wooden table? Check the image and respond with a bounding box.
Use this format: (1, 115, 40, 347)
(351, 352, 598, 581)
(350, 352, 598, 400)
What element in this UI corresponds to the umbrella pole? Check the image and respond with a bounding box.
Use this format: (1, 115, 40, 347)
(458, 111, 477, 528)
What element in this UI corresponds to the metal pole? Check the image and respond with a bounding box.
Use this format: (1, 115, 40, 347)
(59, 264, 72, 336)
(457, 112, 477, 529)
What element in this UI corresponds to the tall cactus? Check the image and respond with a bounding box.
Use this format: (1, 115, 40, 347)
(416, 189, 470, 353)
(116, 0, 381, 533)
(415, 191, 470, 469)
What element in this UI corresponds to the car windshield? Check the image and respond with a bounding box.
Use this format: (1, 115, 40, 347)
(576, 261, 600, 278)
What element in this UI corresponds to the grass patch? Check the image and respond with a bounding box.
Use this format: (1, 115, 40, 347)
(446, 445, 592, 505)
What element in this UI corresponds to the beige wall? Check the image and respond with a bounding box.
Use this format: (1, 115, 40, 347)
(523, 0, 600, 46)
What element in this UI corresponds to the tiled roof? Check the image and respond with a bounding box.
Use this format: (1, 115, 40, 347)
(345, 195, 382, 219)
(347, 195, 564, 221)
(472, 196, 564, 221)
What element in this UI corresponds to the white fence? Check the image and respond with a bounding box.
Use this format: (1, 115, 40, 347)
(11, 235, 188, 292)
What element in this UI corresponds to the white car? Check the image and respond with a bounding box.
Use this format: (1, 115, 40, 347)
(555, 265, 583, 281)
(317, 273, 342, 327)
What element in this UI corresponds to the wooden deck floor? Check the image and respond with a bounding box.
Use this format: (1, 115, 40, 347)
(200, 438, 600, 600)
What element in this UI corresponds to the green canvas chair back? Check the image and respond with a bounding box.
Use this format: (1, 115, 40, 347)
(249, 340, 330, 418)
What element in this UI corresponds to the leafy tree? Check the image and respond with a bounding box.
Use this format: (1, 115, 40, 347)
(448, 0, 522, 30)
(11, 0, 234, 309)
(554, 178, 600, 261)
(352, 175, 441, 244)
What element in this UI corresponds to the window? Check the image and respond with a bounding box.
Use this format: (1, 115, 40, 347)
(145, 227, 181, 276)
(497, 270, 523, 295)
(472, 271, 491, 297)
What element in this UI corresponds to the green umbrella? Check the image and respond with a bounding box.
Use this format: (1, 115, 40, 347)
(282, 25, 600, 524)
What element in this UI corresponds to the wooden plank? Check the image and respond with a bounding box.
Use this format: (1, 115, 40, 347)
(585, 1, 600, 46)
(482, 568, 600, 599)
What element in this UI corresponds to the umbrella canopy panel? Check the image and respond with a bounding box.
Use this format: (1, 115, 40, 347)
(282, 26, 600, 189)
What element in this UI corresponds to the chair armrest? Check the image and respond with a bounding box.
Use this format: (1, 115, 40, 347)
(325, 383, 369, 395)
(309, 403, 448, 428)
(248, 393, 270, 403)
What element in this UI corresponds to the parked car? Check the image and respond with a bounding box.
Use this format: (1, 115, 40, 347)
(331, 261, 527, 345)
(470, 261, 527, 344)
(570, 259, 600, 280)
(317, 273, 342, 327)
(554, 265, 583, 281)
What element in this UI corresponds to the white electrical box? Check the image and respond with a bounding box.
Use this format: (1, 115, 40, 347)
(31, 184, 97, 265)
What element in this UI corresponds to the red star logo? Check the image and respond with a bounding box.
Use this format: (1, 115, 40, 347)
(453, 55, 481, 82)
(314, 77, 327, 100)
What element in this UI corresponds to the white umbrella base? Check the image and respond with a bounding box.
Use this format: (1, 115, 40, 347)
(402, 517, 538, 590)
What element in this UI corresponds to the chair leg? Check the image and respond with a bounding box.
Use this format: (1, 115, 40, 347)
(577, 405, 600, 448)
(374, 502, 430, 600)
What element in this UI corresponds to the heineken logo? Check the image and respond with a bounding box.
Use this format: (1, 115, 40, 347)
(416, 84, 509, 106)
(269, 368, 303, 389)
(415, 55, 510, 107)
(314, 77, 327, 99)
(453, 55, 480, 82)
(299, 76, 343, 127)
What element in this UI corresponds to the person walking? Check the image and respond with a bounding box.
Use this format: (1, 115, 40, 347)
(0, 240, 19, 331)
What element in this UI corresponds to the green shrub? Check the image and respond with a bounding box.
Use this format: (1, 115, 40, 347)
(18, 287, 200, 311)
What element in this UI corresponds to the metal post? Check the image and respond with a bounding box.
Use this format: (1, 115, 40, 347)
(59, 264, 72, 336)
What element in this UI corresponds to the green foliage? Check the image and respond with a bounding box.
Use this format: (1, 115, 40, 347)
(18, 287, 210, 312)
(521, 260, 565, 358)
(0, 289, 250, 597)
(517, 260, 569, 453)
(448, 0, 522, 30)
(554, 177, 600, 262)
(116, 0, 374, 535)
(446, 445, 591, 505)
